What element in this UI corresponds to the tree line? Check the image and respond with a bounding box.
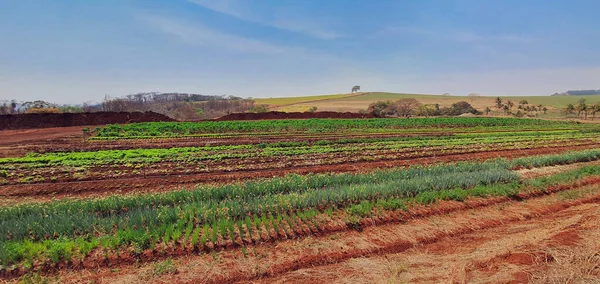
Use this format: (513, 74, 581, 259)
(364, 99, 479, 117)
(490, 97, 547, 118)
(0, 92, 256, 120)
(552, 90, 600, 96)
(564, 98, 600, 120)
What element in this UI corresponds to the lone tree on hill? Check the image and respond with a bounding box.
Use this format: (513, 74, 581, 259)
(351, 85, 361, 93)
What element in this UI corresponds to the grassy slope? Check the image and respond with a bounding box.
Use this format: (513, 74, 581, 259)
(254, 93, 358, 106)
(267, 92, 600, 116)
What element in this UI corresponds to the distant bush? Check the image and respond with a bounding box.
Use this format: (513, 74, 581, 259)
(440, 101, 480, 116)
(249, 104, 269, 113)
(367, 99, 480, 117)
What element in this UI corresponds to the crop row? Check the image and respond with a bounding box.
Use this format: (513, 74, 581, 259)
(4, 148, 600, 221)
(1, 166, 599, 273)
(0, 138, 594, 186)
(1, 149, 600, 270)
(2, 131, 596, 168)
(93, 117, 583, 138)
(0, 135, 597, 186)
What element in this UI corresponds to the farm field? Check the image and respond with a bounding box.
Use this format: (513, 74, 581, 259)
(265, 92, 600, 117)
(1, 117, 600, 283)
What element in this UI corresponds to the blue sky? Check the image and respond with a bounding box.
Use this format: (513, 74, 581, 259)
(1, 0, 600, 104)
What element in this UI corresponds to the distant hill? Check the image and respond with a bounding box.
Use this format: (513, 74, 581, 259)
(552, 90, 600, 96)
(257, 92, 600, 116)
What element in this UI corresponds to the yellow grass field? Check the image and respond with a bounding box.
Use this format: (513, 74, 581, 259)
(254, 93, 358, 106)
(259, 92, 600, 118)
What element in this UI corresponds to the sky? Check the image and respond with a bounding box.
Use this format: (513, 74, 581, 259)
(1, 0, 600, 104)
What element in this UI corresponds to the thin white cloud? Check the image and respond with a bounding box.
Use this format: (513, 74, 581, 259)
(188, 0, 344, 39)
(270, 18, 343, 40)
(374, 26, 533, 43)
(188, 0, 244, 18)
(140, 15, 291, 54)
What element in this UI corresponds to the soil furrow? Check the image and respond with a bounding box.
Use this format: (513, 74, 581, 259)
(36, 184, 600, 284)
(5, 176, 600, 281)
(2, 143, 599, 201)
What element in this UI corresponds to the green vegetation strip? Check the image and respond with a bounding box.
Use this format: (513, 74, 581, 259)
(94, 117, 581, 138)
(2, 130, 597, 168)
(2, 149, 600, 269)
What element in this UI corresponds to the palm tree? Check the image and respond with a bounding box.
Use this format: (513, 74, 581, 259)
(576, 99, 588, 119)
(589, 103, 600, 120)
(495, 97, 503, 113)
(565, 103, 576, 116)
(506, 100, 514, 111)
(484, 107, 491, 115)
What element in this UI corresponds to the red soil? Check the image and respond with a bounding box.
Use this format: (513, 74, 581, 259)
(550, 229, 582, 246)
(0, 111, 173, 130)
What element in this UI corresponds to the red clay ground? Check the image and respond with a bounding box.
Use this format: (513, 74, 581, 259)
(0, 126, 90, 157)
(0, 111, 173, 130)
(23, 183, 600, 284)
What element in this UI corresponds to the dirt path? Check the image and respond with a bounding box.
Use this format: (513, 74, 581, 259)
(0, 125, 88, 145)
(517, 159, 600, 179)
(34, 184, 600, 284)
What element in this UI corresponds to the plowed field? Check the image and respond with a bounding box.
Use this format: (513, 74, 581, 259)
(1, 117, 600, 283)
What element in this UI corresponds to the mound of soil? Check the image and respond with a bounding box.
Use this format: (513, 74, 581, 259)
(216, 111, 376, 121)
(0, 112, 174, 130)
